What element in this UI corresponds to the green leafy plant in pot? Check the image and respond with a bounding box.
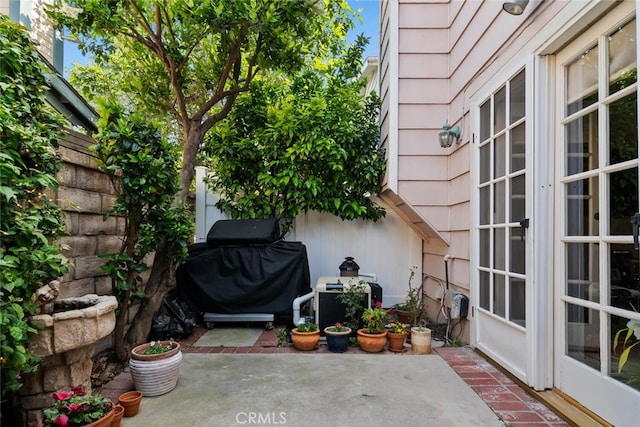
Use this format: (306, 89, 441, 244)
(337, 279, 368, 333)
(396, 267, 426, 327)
(357, 302, 389, 353)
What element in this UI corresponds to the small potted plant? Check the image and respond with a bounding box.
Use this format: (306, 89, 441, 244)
(396, 267, 426, 327)
(337, 279, 368, 332)
(324, 322, 352, 353)
(129, 340, 183, 397)
(357, 301, 389, 353)
(41, 386, 114, 427)
(387, 321, 408, 352)
(291, 322, 320, 351)
(411, 322, 432, 354)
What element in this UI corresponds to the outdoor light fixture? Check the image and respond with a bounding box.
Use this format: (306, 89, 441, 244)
(503, 0, 529, 15)
(439, 122, 462, 148)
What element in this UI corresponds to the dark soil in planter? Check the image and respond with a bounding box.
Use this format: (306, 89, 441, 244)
(54, 298, 99, 312)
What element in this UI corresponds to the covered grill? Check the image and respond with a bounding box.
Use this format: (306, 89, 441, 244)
(176, 219, 311, 323)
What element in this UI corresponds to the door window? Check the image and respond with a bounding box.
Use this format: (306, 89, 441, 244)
(478, 69, 527, 327)
(560, 17, 640, 391)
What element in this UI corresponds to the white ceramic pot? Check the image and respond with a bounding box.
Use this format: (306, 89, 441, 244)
(410, 327, 432, 355)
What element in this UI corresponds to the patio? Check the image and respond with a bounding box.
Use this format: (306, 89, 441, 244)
(97, 325, 576, 426)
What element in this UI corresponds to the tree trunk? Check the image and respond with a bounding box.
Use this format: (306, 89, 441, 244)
(178, 126, 204, 203)
(115, 240, 176, 361)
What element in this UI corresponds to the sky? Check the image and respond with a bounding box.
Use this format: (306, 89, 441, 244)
(347, 0, 380, 60)
(62, 1, 380, 78)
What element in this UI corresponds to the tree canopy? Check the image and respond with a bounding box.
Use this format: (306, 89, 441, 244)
(47, 0, 360, 201)
(203, 34, 386, 232)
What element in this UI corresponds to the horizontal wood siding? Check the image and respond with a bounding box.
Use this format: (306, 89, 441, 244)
(388, 0, 572, 339)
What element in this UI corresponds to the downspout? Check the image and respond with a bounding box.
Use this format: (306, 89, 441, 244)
(292, 291, 315, 326)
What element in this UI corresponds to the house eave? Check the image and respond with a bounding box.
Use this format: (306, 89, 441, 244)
(39, 52, 98, 134)
(379, 188, 450, 246)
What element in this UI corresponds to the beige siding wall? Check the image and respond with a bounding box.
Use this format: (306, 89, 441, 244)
(381, 0, 572, 341)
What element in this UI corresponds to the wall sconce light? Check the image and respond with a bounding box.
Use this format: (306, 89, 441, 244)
(502, 0, 529, 15)
(439, 122, 462, 148)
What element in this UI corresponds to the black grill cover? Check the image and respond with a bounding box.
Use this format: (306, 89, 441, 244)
(206, 218, 280, 247)
(176, 241, 311, 315)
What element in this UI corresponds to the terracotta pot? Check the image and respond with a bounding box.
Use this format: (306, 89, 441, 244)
(130, 341, 182, 396)
(387, 331, 407, 352)
(130, 341, 181, 361)
(118, 391, 143, 417)
(356, 328, 388, 353)
(83, 408, 114, 427)
(111, 404, 125, 427)
(395, 309, 412, 325)
(323, 326, 352, 353)
(410, 327, 432, 355)
(291, 328, 320, 351)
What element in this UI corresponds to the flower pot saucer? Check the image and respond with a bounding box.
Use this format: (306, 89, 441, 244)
(388, 346, 407, 353)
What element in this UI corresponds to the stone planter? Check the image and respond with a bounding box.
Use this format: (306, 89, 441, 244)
(18, 295, 117, 427)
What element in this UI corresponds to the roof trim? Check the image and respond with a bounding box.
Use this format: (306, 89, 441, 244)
(379, 188, 450, 246)
(39, 52, 98, 133)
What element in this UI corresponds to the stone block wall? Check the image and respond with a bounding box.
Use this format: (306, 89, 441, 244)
(55, 130, 124, 300)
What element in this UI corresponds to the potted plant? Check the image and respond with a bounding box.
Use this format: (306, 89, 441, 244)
(337, 279, 368, 334)
(387, 321, 408, 352)
(411, 323, 432, 355)
(396, 267, 426, 327)
(357, 301, 389, 353)
(129, 340, 182, 397)
(41, 386, 114, 427)
(324, 322, 352, 353)
(291, 322, 320, 351)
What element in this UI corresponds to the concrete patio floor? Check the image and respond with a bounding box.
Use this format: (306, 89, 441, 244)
(96, 325, 575, 427)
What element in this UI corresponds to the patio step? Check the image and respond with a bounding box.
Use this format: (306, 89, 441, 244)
(533, 389, 612, 427)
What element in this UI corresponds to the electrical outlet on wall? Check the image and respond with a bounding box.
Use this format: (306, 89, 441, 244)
(444, 290, 469, 319)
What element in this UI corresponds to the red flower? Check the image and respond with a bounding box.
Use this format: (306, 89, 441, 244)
(71, 386, 86, 396)
(52, 391, 74, 401)
(53, 414, 69, 426)
(375, 301, 382, 308)
(68, 403, 81, 412)
(334, 322, 342, 329)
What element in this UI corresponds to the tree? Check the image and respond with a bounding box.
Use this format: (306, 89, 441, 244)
(203, 34, 386, 232)
(46, 0, 357, 202)
(92, 102, 192, 362)
(45, 0, 360, 358)
(0, 16, 69, 397)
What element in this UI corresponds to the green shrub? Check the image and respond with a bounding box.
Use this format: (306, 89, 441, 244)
(0, 16, 69, 398)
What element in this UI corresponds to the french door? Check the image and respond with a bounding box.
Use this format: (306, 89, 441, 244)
(474, 67, 533, 385)
(554, 3, 640, 425)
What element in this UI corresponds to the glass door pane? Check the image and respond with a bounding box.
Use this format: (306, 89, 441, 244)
(477, 69, 527, 326)
(560, 16, 640, 393)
